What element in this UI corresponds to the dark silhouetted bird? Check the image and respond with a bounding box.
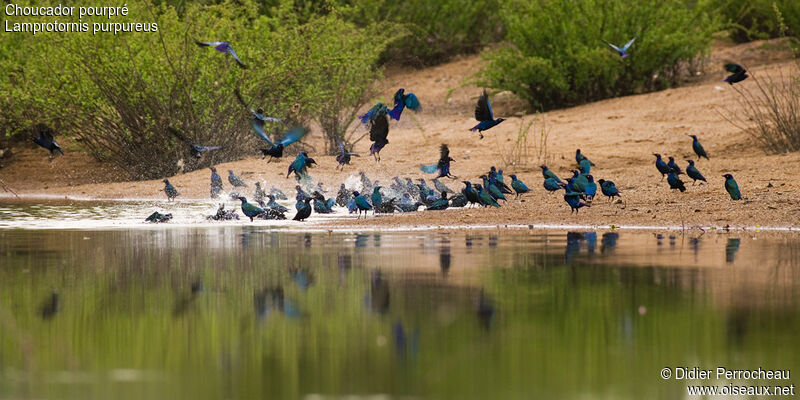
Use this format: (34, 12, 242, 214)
(510, 174, 530, 198)
(210, 167, 223, 198)
(654, 153, 671, 180)
(667, 156, 682, 175)
(195, 40, 246, 68)
(293, 197, 313, 221)
(476, 184, 500, 207)
(228, 170, 247, 187)
(688, 134, 709, 160)
(607, 37, 635, 58)
(667, 172, 686, 192)
(388, 88, 422, 121)
(543, 177, 562, 192)
(258, 127, 309, 161)
(39, 292, 60, 320)
(564, 191, 590, 213)
(597, 179, 621, 201)
(359, 103, 388, 125)
(685, 160, 706, 185)
(462, 181, 480, 207)
(352, 191, 373, 218)
(723, 63, 748, 85)
(723, 174, 741, 200)
(368, 113, 390, 162)
(335, 139, 359, 169)
(145, 211, 173, 223)
(168, 127, 221, 159)
(237, 196, 265, 222)
(287, 152, 316, 179)
(33, 128, 63, 159)
(163, 179, 178, 201)
(428, 192, 449, 210)
(470, 90, 505, 139)
(540, 165, 562, 183)
(420, 144, 455, 178)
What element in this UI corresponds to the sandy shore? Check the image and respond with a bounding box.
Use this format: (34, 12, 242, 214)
(2, 39, 799, 230)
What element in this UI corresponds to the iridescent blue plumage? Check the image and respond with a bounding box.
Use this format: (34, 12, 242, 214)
(688, 135, 709, 160)
(510, 174, 530, 199)
(723, 174, 741, 200)
(654, 153, 671, 180)
(607, 37, 635, 58)
(388, 88, 422, 121)
(469, 90, 505, 139)
(287, 152, 317, 179)
(195, 40, 247, 68)
(540, 165, 563, 184)
(597, 179, 621, 201)
(686, 160, 706, 184)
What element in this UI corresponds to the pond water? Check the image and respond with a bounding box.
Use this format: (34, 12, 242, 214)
(1, 205, 799, 399)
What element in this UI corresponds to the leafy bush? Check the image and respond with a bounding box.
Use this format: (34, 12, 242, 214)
(711, 0, 800, 42)
(477, 0, 719, 111)
(1, 0, 391, 178)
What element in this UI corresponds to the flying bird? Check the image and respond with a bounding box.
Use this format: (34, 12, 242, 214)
(607, 37, 636, 58)
(195, 40, 247, 68)
(168, 127, 221, 159)
(287, 151, 316, 179)
(420, 144, 456, 178)
(369, 113, 390, 162)
(388, 88, 422, 121)
(32, 128, 64, 159)
(470, 90, 505, 139)
(235, 88, 283, 124)
(688, 135, 709, 160)
(723, 174, 741, 200)
(259, 126, 309, 161)
(335, 139, 359, 169)
(359, 103, 388, 125)
(723, 63, 748, 85)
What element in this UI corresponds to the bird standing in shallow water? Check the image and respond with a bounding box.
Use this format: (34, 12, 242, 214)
(210, 167, 223, 198)
(597, 179, 621, 201)
(723, 63, 748, 85)
(32, 128, 63, 159)
(266, 194, 289, 213)
(371, 186, 383, 209)
(607, 37, 635, 58)
(654, 154, 671, 180)
(195, 40, 247, 68)
(667, 172, 686, 192)
(510, 174, 530, 199)
(685, 160, 706, 185)
(163, 179, 179, 201)
(352, 191, 373, 218)
(388, 88, 422, 121)
(369, 112, 390, 162)
(293, 197, 313, 221)
(688, 135, 709, 160)
(470, 90, 505, 139)
(238, 196, 264, 222)
(723, 174, 741, 200)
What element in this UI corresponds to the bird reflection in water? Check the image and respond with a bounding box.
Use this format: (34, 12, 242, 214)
(726, 238, 741, 263)
(366, 270, 390, 314)
(477, 289, 495, 331)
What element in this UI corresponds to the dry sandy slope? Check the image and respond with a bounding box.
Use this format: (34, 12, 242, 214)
(1, 40, 799, 229)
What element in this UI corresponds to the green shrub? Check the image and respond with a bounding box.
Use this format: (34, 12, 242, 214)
(711, 0, 800, 43)
(477, 0, 719, 111)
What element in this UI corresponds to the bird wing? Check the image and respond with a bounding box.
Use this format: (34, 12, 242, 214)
(420, 163, 439, 174)
(40, 130, 55, 141)
(725, 63, 745, 74)
(227, 46, 247, 69)
(202, 145, 222, 151)
(404, 92, 421, 111)
(277, 126, 309, 147)
(607, 42, 623, 53)
(250, 119, 274, 145)
(195, 40, 225, 47)
(439, 144, 450, 162)
(359, 103, 382, 124)
(475, 90, 494, 122)
(621, 37, 636, 52)
(369, 114, 389, 143)
(338, 140, 346, 154)
(234, 88, 258, 117)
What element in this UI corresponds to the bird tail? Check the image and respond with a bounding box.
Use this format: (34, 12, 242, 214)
(469, 124, 480, 132)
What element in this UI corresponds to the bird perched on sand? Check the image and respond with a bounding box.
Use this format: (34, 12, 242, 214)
(287, 152, 316, 179)
(370, 186, 383, 209)
(352, 191, 373, 218)
(258, 127, 309, 162)
(688, 135, 709, 160)
(543, 177, 562, 192)
(163, 179, 179, 201)
(449, 193, 468, 208)
(238, 196, 264, 222)
(228, 170, 247, 187)
(654, 154, 671, 180)
(723, 63, 748, 85)
(607, 37, 635, 58)
(461, 181, 480, 207)
(540, 165, 562, 183)
(597, 179, 621, 201)
(210, 167, 223, 198)
(578, 159, 592, 175)
(359, 103, 388, 124)
(195, 40, 246, 68)
(369, 112, 390, 162)
(510, 174, 530, 199)
(569, 170, 589, 193)
(476, 184, 500, 207)
(564, 192, 590, 213)
(335, 139, 359, 169)
(470, 90, 505, 139)
(667, 172, 686, 192)
(428, 192, 449, 210)
(584, 175, 598, 202)
(575, 149, 594, 165)
(293, 197, 313, 221)
(667, 156, 683, 175)
(168, 127, 221, 159)
(420, 144, 456, 178)
(685, 160, 706, 185)
(481, 175, 507, 202)
(388, 88, 422, 121)
(433, 178, 454, 194)
(32, 128, 64, 159)
(723, 174, 741, 200)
